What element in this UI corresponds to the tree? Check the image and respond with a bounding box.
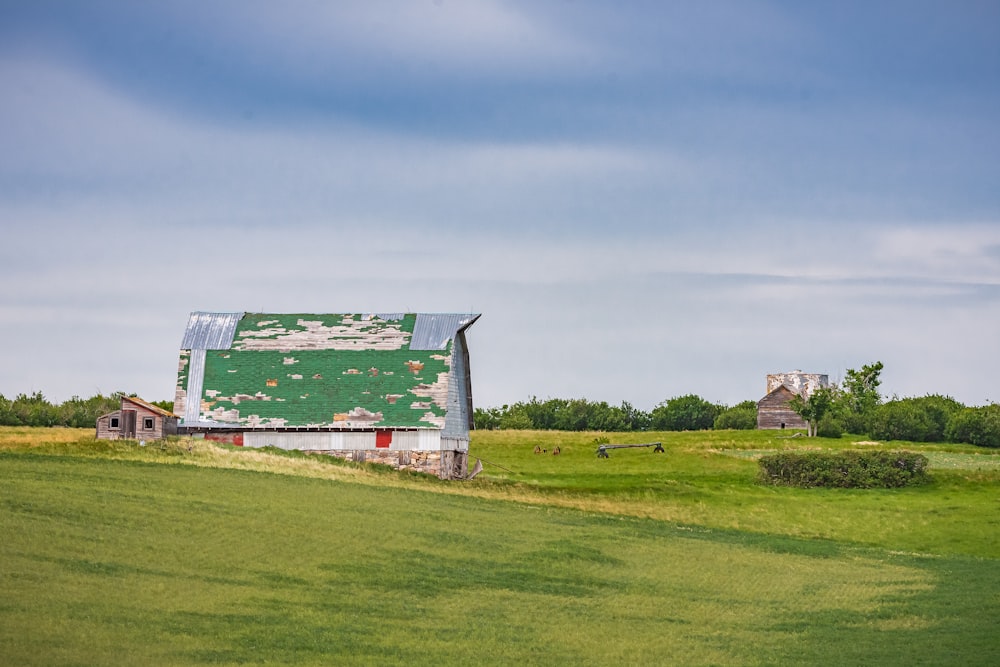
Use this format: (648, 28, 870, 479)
(618, 401, 651, 431)
(650, 395, 722, 431)
(789, 386, 838, 437)
(473, 406, 502, 430)
(840, 361, 884, 433)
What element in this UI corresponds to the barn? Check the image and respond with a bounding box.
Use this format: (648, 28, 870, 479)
(96, 396, 179, 441)
(173, 312, 480, 479)
(757, 370, 829, 430)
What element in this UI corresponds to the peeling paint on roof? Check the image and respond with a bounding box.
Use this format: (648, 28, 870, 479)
(175, 312, 478, 430)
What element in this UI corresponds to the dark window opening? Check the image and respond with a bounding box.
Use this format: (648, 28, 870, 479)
(143, 417, 154, 430)
(110, 417, 120, 429)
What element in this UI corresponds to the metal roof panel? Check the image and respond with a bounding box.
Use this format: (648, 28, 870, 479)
(410, 313, 480, 350)
(180, 312, 244, 350)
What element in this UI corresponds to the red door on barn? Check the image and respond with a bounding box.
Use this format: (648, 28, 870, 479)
(375, 429, 392, 448)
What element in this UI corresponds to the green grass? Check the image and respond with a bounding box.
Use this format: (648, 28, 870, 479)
(469, 429, 1000, 558)
(1, 427, 998, 665)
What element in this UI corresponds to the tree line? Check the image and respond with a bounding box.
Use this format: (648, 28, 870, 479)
(474, 362, 999, 448)
(473, 396, 756, 433)
(0, 392, 172, 428)
(787, 362, 999, 447)
(4, 363, 997, 448)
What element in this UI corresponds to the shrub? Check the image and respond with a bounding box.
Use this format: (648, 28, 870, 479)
(816, 416, 843, 439)
(869, 400, 936, 442)
(946, 405, 1000, 448)
(838, 410, 870, 436)
(650, 394, 722, 431)
(870, 396, 964, 442)
(758, 450, 931, 488)
(714, 401, 757, 430)
(499, 411, 533, 430)
(914, 395, 964, 440)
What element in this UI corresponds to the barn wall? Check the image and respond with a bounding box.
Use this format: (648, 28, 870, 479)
(239, 430, 465, 478)
(242, 430, 443, 451)
(757, 406, 807, 430)
(309, 449, 468, 479)
(442, 436, 470, 452)
(442, 331, 472, 440)
(757, 388, 808, 430)
(96, 402, 178, 440)
(96, 411, 122, 440)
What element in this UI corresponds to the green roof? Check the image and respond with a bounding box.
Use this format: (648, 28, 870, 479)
(175, 313, 477, 430)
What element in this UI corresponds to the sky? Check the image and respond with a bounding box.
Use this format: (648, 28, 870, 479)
(1, 1, 998, 411)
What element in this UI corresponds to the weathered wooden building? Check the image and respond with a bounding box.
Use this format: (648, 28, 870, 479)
(96, 396, 179, 440)
(174, 312, 480, 479)
(757, 370, 829, 430)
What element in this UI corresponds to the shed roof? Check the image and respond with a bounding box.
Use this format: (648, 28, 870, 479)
(123, 396, 178, 419)
(175, 312, 479, 430)
(758, 384, 800, 405)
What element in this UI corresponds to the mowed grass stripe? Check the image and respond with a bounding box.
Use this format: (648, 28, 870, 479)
(1, 453, 997, 666)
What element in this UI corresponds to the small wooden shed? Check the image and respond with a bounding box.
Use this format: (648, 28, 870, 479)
(97, 396, 179, 441)
(756, 371, 829, 430)
(757, 385, 808, 430)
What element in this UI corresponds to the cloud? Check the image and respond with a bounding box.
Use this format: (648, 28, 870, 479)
(873, 225, 1000, 283)
(1, 2, 998, 410)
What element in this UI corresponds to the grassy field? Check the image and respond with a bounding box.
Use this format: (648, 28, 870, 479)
(1, 427, 998, 665)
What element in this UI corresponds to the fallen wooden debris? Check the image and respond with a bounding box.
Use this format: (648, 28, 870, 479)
(596, 442, 664, 458)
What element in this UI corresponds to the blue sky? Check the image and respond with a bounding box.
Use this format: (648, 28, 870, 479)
(1, 1, 998, 409)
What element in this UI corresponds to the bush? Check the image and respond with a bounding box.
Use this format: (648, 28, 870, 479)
(870, 400, 935, 442)
(758, 450, 931, 488)
(838, 410, 870, 436)
(915, 395, 964, 440)
(816, 416, 843, 439)
(498, 411, 533, 430)
(650, 394, 722, 431)
(869, 396, 964, 442)
(946, 405, 1000, 448)
(714, 401, 757, 430)
(476, 398, 651, 432)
